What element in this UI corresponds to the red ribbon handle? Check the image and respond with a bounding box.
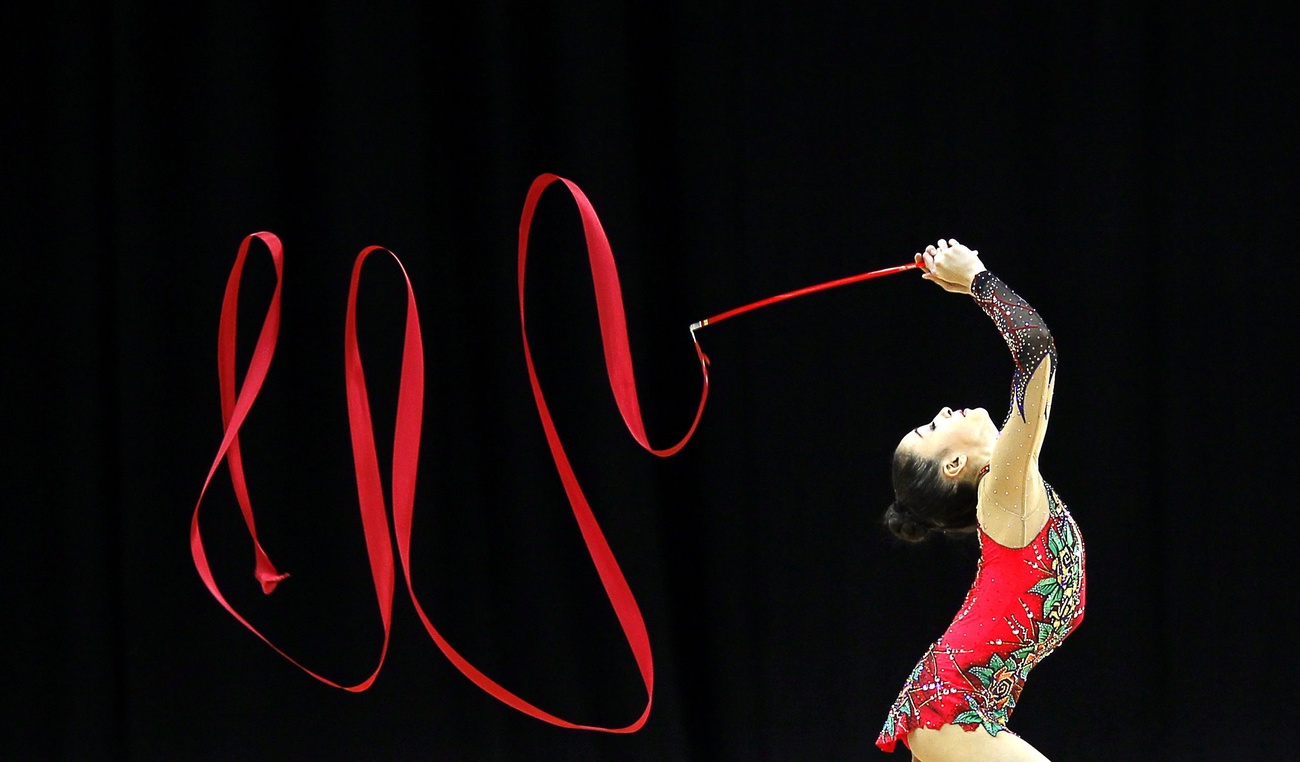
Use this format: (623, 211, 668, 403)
(693, 262, 918, 329)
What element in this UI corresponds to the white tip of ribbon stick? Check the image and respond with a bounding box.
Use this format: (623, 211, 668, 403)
(689, 321, 703, 332)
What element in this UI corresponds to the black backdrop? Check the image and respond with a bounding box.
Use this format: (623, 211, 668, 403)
(7, 3, 1299, 760)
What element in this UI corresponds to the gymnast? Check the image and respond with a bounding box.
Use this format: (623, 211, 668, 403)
(875, 240, 1086, 761)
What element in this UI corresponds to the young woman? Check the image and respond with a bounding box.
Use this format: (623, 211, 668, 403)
(875, 240, 1086, 761)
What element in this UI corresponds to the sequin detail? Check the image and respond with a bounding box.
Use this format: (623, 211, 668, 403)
(970, 271, 1058, 424)
(875, 485, 1086, 752)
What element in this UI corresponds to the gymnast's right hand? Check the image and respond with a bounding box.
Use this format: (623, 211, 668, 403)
(915, 238, 987, 295)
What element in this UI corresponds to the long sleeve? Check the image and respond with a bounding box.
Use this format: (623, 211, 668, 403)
(970, 270, 1057, 426)
(971, 271, 1057, 543)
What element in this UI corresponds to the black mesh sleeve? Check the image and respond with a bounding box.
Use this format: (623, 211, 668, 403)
(970, 270, 1057, 424)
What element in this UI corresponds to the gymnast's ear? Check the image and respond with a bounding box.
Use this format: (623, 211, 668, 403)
(942, 453, 967, 480)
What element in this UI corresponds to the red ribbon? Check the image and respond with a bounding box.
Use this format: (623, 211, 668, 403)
(190, 233, 407, 692)
(190, 175, 709, 731)
(191, 174, 910, 731)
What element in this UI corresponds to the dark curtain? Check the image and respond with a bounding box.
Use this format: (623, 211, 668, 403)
(7, 2, 1296, 760)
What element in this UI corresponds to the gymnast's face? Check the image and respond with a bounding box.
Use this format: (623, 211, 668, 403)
(898, 406, 998, 481)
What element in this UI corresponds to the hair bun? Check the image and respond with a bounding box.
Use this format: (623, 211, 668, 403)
(884, 501, 930, 543)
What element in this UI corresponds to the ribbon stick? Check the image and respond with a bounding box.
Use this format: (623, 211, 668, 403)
(689, 262, 918, 334)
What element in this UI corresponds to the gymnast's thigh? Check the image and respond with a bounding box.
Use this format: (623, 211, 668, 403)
(907, 723, 1052, 762)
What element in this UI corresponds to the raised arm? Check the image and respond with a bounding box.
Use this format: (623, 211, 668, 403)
(971, 270, 1056, 540)
(918, 240, 1056, 546)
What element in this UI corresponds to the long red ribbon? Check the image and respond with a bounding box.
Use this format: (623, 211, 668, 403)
(189, 176, 709, 731)
(191, 175, 910, 731)
(190, 232, 399, 692)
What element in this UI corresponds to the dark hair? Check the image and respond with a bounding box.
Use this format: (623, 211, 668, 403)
(883, 447, 979, 542)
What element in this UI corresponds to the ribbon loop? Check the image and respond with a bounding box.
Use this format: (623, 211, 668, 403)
(190, 233, 418, 693)
(193, 175, 713, 730)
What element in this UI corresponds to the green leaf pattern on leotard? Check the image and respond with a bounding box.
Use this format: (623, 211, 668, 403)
(955, 499, 1085, 736)
(879, 658, 926, 741)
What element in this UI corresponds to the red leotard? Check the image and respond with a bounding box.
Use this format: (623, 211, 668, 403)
(876, 483, 1086, 751)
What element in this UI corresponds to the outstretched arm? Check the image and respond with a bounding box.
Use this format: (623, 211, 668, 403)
(919, 240, 1055, 545)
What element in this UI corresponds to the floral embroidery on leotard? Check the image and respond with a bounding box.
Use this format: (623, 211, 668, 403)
(875, 486, 1086, 751)
(879, 659, 926, 741)
(949, 511, 1084, 735)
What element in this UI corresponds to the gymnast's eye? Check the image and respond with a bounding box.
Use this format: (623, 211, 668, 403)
(929, 422, 936, 431)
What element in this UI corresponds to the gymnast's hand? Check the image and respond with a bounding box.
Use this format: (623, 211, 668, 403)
(914, 238, 987, 295)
